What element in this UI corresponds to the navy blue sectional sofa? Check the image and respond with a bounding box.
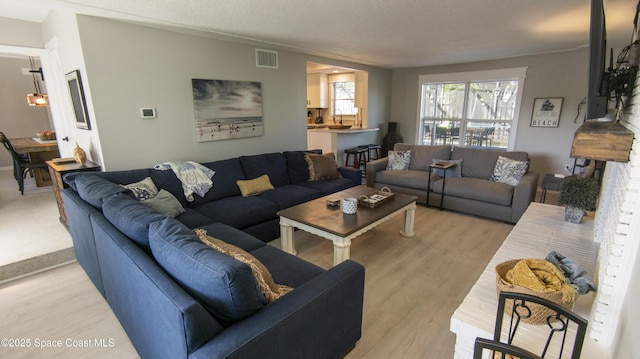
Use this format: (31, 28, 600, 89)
(62, 150, 365, 359)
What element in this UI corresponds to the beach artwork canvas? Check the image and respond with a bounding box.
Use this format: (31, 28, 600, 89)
(192, 79, 264, 141)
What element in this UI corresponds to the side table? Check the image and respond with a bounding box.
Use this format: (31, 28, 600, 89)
(540, 173, 566, 203)
(427, 162, 456, 210)
(46, 159, 101, 226)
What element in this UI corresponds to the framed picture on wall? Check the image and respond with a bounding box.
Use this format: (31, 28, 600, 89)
(192, 79, 264, 142)
(66, 70, 91, 130)
(530, 97, 563, 127)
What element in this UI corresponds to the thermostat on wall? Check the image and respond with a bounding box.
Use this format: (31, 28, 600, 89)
(140, 107, 156, 119)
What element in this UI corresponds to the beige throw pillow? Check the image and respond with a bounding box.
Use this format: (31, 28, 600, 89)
(304, 152, 341, 180)
(194, 229, 292, 302)
(237, 174, 274, 197)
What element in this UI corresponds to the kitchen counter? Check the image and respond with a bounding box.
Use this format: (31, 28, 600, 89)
(307, 127, 380, 166)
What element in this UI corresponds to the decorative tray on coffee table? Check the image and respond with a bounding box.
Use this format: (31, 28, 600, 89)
(358, 187, 395, 208)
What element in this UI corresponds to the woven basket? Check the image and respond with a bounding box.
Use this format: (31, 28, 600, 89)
(495, 259, 576, 325)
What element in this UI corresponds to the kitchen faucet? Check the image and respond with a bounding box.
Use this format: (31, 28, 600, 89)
(333, 109, 343, 124)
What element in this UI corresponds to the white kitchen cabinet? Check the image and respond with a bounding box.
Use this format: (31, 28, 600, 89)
(307, 73, 327, 108)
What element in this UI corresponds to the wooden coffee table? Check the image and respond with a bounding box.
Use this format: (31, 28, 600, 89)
(277, 185, 418, 266)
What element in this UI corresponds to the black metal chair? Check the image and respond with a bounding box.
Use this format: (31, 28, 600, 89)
(473, 127, 495, 146)
(0, 132, 48, 195)
(450, 126, 460, 144)
(474, 337, 542, 359)
(481, 291, 588, 359)
(435, 125, 448, 144)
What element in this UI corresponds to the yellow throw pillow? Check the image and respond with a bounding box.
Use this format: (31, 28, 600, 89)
(236, 174, 274, 197)
(304, 152, 341, 180)
(194, 229, 293, 302)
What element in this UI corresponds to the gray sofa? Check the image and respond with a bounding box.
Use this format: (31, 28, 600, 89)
(366, 144, 538, 223)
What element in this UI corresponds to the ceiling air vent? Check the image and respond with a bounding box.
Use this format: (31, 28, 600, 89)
(256, 49, 278, 69)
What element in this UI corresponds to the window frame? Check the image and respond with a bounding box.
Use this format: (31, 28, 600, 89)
(329, 73, 357, 117)
(416, 67, 527, 150)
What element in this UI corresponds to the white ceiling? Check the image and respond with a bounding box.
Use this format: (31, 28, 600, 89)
(1, 0, 638, 68)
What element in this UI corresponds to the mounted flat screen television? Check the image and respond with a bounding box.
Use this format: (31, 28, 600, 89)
(586, 0, 610, 119)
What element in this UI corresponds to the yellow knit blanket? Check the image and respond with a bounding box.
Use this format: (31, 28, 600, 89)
(505, 259, 577, 303)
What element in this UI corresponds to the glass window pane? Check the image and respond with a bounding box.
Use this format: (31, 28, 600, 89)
(466, 81, 518, 120)
(332, 82, 357, 115)
(427, 120, 461, 145)
(418, 73, 520, 147)
(435, 83, 465, 119)
(422, 118, 435, 145)
(420, 83, 465, 120)
(465, 121, 510, 149)
(421, 84, 437, 118)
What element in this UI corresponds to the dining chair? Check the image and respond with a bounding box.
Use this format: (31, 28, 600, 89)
(450, 126, 460, 144)
(474, 337, 542, 359)
(435, 126, 448, 144)
(473, 127, 495, 147)
(488, 291, 588, 359)
(0, 132, 48, 195)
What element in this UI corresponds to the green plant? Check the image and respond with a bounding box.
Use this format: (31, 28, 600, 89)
(559, 176, 599, 210)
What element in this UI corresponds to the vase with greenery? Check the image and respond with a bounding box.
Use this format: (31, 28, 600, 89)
(558, 176, 599, 223)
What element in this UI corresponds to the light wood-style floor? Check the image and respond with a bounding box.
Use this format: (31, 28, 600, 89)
(1, 204, 517, 358)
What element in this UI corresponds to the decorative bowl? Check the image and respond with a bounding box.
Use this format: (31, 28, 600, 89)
(327, 125, 352, 130)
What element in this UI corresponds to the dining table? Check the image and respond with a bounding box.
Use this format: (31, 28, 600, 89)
(11, 137, 60, 187)
(464, 127, 485, 146)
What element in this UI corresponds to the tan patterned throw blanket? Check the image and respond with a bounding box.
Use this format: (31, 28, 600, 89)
(505, 259, 577, 303)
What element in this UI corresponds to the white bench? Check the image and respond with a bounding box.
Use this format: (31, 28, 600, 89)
(450, 203, 608, 358)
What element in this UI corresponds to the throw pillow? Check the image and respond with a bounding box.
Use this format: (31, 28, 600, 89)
(122, 177, 158, 200)
(194, 229, 293, 302)
(141, 189, 186, 218)
(304, 153, 341, 180)
(490, 155, 529, 186)
(237, 174, 275, 197)
(386, 150, 411, 170)
(431, 159, 463, 177)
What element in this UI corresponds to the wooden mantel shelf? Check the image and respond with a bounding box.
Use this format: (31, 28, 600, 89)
(571, 121, 634, 162)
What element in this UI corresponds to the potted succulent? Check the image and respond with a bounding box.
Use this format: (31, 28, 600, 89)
(558, 176, 599, 223)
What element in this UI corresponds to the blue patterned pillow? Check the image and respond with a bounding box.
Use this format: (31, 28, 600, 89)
(122, 177, 158, 200)
(386, 150, 411, 170)
(490, 156, 529, 186)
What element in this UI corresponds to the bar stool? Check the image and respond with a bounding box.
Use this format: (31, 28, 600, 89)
(366, 144, 381, 161)
(344, 147, 368, 169)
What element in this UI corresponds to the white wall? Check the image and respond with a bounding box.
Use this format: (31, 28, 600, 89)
(0, 17, 43, 48)
(592, 78, 640, 354)
(389, 49, 590, 177)
(65, 16, 390, 171)
(2, 14, 391, 171)
(41, 11, 102, 163)
(0, 56, 52, 167)
(0, 17, 50, 168)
